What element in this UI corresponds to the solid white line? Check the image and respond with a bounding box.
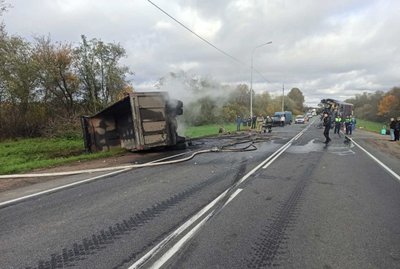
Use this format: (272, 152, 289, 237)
(0, 152, 195, 207)
(150, 212, 213, 269)
(150, 188, 244, 269)
(223, 188, 243, 208)
(349, 138, 400, 182)
(128, 189, 230, 269)
(129, 129, 306, 268)
(0, 169, 131, 208)
(238, 127, 306, 185)
(262, 143, 292, 169)
(294, 132, 303, 141)
(238, 140, 292, 184)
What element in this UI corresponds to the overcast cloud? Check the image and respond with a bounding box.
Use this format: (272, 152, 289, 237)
(2, 0, 399, 105)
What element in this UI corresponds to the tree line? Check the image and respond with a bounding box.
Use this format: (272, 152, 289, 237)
(0, 27, 133, 139)
(1, 1, 399, 140)
(0, 1, 303, 139)
(345, 87, 400, 123)
(156, 71, 305, 126)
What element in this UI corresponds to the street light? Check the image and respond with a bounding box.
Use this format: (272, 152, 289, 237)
(250, 41, 272, 118)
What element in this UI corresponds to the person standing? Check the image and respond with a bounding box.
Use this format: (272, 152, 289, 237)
(256, 114, 264, 133)
(323, 111, 332, 144)
(280, 115, 285, 127)
(334, 115, 342, 137)
(394, 117, 400, 141)
(345, 116, 352, 135)
(236, 115, 241, 131)
(251, 115, 257, 129)
(351, 116, 357, 132)
(265, 116, 273, 133)
(389, 118, 396, 141)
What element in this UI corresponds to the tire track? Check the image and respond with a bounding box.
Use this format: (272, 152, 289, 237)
(244, 154, 319, 268)
(23, 164, 239, 269)
(245, 176, 308, 268)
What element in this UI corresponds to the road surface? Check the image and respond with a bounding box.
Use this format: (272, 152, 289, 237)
(1, 120, 400, 269)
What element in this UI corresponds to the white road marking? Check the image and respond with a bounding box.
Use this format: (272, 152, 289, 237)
(263, 143, 292, 169)
(0, 169, 130, 208)
(150, 211, 213, 269)
(0, 152, 191, 208)
(150, 188, 244, 269)
(349, 137, 400, 182)
(130, 129, 307, 268)
(223, 188, 243, 208)
(128, 189, 230, 269)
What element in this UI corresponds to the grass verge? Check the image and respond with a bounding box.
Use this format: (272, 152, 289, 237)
(1, 123, 239, 175)
(183, 123, 237, 138)
(356, 119, 386, 133)
(0, 137, 125, 175)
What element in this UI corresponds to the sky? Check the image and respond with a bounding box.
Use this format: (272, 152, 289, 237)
(2, 0, 399, 106)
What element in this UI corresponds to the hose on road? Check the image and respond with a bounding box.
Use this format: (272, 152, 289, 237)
(0, 139, 260, 179)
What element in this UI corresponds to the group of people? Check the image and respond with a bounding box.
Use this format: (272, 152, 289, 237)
(236, 115, 273, 133)
(323, 112, 357, 144)
(389, 117, 400, 141)
(333, 115, 356, 137)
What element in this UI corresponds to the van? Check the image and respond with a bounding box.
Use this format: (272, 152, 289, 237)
(273, 111, 293, 125)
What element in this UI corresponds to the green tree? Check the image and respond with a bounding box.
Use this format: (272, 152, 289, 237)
(287, 88, 304, 114)
(34, 36, 80, 119)
(345, 91, 384, 122)
(253, 91, 272, 116)
(74, 35, 131, 113)
(0, 31, 42, 137)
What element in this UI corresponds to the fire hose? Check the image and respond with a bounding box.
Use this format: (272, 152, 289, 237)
(0, 141, 258, 179)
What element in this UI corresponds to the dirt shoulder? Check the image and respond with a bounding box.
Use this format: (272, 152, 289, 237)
(352, 128, 400, 159)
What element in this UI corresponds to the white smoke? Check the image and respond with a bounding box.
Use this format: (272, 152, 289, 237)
(153, 70, 235, 135)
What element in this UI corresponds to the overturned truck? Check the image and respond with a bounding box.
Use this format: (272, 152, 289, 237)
(81, 92, 185, 152)
(320, 98, 353, 117)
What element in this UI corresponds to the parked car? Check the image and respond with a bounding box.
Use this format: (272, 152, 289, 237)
(295, 115, 306, 124)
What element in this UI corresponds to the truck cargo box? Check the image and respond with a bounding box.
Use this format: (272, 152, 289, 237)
(81, 92, 184, 152)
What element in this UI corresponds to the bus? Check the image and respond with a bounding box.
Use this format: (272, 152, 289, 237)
(320, 98, 353, 117)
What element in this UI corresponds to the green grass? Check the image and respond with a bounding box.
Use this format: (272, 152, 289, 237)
(0, 137, 124, 175)
(0, 123, 243, 175)
(184, 123, 238, 138)
(356, 119, 386, 133)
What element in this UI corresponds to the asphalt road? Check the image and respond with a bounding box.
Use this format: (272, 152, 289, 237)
(1, 120, 400, 269)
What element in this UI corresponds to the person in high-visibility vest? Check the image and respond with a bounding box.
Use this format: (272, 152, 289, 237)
(334, 115, 342, 137)
(345, 116, 352, 135)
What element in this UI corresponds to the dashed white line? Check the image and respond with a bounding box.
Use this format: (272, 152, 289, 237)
(130, 129, 307, 268)
(128, 189, 230, 269)
(149, 188, 244, 269)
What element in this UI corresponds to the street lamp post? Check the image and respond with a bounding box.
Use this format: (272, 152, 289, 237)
(250, 41, 272, 118)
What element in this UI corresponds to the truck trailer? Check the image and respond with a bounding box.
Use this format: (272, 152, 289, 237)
(81, 92, 184, 152)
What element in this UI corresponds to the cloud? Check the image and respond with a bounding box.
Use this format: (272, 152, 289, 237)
(2, 0, 399, 106)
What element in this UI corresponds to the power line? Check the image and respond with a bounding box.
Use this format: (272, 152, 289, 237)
(147, 0, 271, 84)
(148, 0, 245, 65)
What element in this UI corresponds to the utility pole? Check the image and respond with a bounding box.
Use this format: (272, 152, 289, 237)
(250, 41, 272, 118)
(281, 83, 285, 112)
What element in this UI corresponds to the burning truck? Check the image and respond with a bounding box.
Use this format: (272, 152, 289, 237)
(81, 92, 185, 152)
